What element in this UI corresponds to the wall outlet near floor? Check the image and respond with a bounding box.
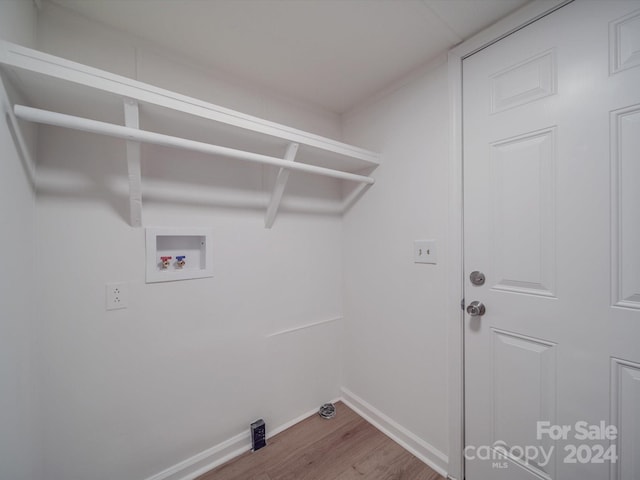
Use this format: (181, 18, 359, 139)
(250, 419, 266, 451)
(106, 282, 128, 310)
(414, 239, 437, 264)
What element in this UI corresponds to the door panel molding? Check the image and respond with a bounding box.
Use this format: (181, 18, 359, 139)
(609, 9, 640, 75)
(490, 48, 557, 114)
(610, 357, 640, 480)
(489, 127, 557, 298)
(491, 328, 557, 480)
(611, 104, 640, 310)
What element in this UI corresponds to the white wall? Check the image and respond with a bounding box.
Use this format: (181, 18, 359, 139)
(36, 135, 344, 480)
(0, 0, 37, 47)
(15, 2, 456, 478)
(33, 4, 346, 480)
(341, 57, 451, 469)
(0, 1, 41, 479)
(37, 2, 341, 139)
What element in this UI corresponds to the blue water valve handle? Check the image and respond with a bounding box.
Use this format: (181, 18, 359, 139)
(175, 255, 186, 268)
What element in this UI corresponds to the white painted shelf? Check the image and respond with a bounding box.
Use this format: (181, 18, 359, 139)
(0, 40, 379, 227)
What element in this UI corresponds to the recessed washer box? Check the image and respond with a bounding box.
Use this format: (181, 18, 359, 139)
(145, 227, 213, 283)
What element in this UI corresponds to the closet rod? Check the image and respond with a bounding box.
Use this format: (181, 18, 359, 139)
(14, 105, 375, 185)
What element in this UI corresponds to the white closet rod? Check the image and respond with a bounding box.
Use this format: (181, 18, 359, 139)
(14, 105, 376, 185)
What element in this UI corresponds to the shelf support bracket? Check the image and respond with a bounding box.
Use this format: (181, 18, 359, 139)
(265, 142, 299, 228)
(123, 99, 142, 227)
(0, 74, 36, 188)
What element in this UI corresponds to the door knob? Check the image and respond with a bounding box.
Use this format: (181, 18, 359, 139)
(466, 301, 486, 317)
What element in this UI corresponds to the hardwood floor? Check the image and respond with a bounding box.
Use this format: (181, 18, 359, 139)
(196, 402, 444, 480)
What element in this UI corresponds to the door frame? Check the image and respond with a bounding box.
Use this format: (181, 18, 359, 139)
(445, 1, 572, 478)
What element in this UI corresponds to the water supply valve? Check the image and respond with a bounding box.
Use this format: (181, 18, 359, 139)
(175, 255, 186, 269)
(160, 256, 172, 269)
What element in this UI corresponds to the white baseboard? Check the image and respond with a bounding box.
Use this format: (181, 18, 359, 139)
(144, 391, 448, 480)
(340, 387, 449, 478)
(144, 397, 341, 480)
(143, 430, 249, 480)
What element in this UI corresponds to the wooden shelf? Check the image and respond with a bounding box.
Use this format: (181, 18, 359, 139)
(0, 40, 379, 227)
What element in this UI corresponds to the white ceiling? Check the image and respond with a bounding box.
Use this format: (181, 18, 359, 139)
(49, 0, 530, 113)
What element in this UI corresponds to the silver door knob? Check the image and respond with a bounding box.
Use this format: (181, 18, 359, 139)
(466, 301, 486, 317)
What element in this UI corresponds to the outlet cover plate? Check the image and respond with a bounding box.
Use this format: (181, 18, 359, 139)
(106, 282, 128, 310)
(414, 240, 437, 264)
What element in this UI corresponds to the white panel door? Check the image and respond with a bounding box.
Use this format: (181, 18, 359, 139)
(463, 2, 640, 479)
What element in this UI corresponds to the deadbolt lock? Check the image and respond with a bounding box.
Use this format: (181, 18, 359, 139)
(470, 271, 485, 286)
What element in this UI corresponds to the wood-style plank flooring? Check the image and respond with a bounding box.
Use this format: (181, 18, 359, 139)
(196, 402, 444, 480)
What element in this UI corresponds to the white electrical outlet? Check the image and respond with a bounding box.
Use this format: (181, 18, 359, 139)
(106, 282, 128, 310)
(414, 240, 437, 264)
